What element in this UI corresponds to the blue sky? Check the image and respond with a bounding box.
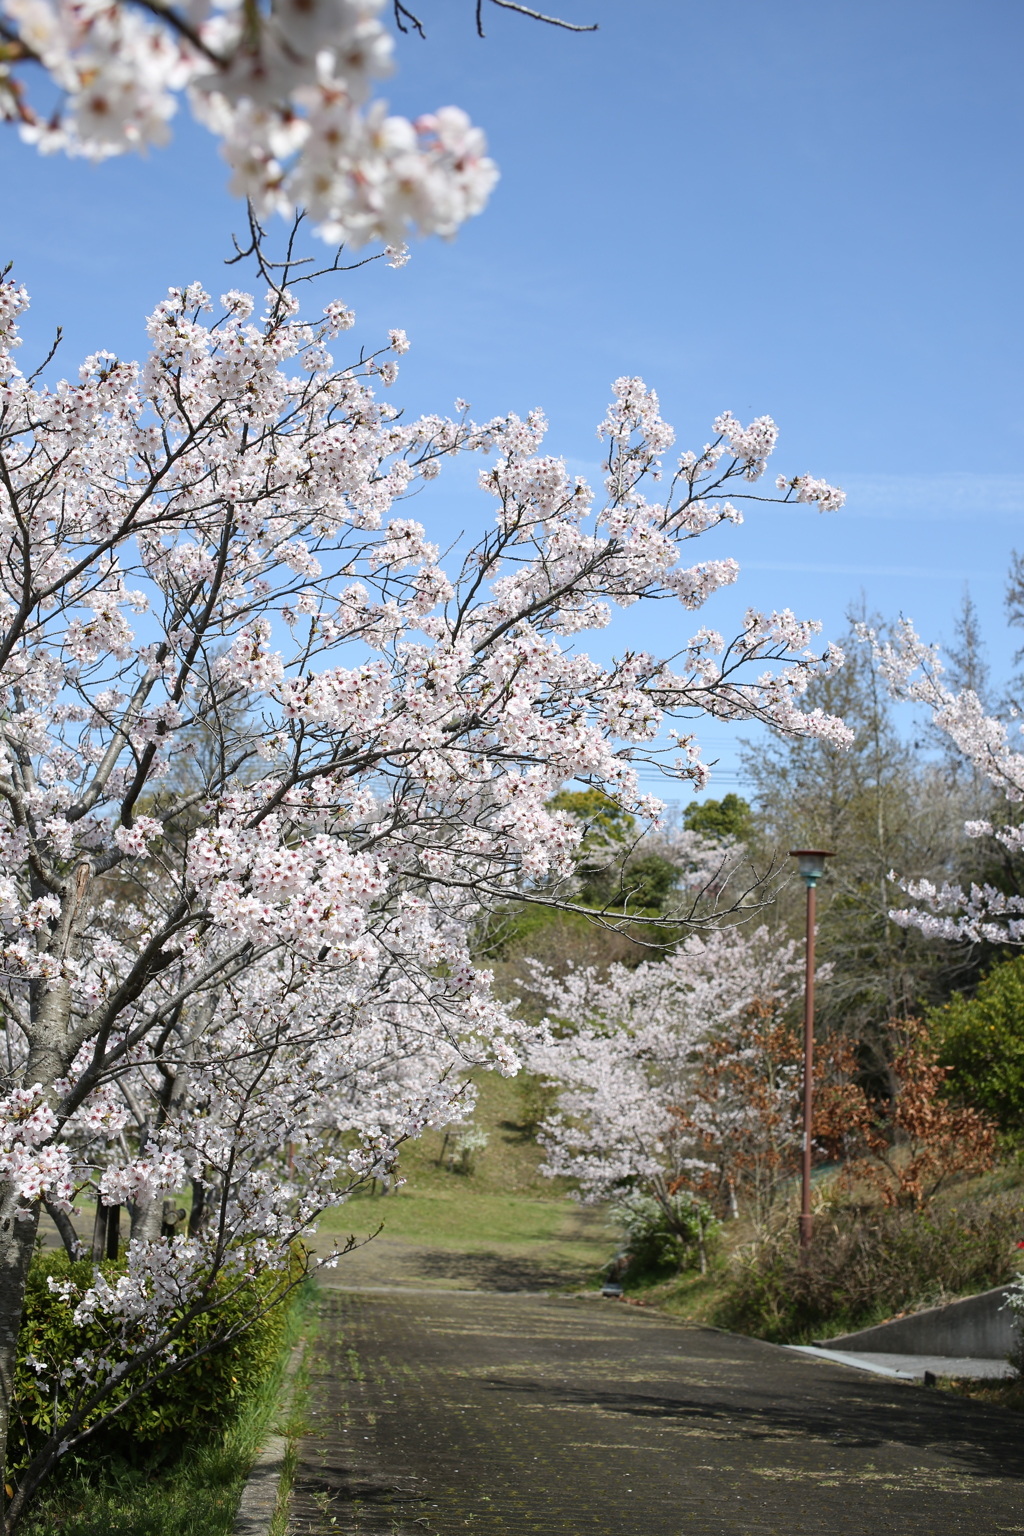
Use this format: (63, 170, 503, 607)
(2, 0, 1022, 800)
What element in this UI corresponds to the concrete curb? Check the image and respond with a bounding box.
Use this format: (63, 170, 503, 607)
(813, 1284, 1017, 1360)
(232, 1435, 289, 1536)
(231, 1342, 305, 1536)
(787, 1343, 1015, 1382)
(787, 1344, 917, 1379)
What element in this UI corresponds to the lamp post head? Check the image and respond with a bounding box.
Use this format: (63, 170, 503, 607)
(790, 849, 833, 887)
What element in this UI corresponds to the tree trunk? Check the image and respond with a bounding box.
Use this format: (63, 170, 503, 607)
(0, 975, 74, 1515)
(104, 1206, 121, 1262)
(43, 1202, 81, 1262)
(130, 1197, 164, 1244)
(91, 1198, 107, 1263)
(131, 1060, 191, 1245)
(0, 1193, 41, 1521)
(188, 1177, 206, 1237)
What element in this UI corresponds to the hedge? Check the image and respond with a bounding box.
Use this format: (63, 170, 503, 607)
(11, 1247, 298, 1474)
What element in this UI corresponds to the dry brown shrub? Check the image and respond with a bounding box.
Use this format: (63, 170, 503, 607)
(821, 1018, 997, 1208)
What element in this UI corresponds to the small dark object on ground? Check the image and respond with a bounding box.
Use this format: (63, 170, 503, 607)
(601, 1283, 624, 1298)
(924, 1370, 937, 1387)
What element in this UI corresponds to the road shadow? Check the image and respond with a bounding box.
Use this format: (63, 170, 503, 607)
(408, 1246, 589, 1290)
(480, 1363, 1024, 1484)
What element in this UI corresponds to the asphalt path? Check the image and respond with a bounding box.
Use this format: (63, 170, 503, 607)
(286, 1286, 1024, 1535)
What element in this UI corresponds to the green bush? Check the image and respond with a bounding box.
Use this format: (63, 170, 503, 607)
(12, 1248, 297, 1474)
(930, 956, 1024, 1136)
(608, 1191, 720, 1280)
(682, 793, 752, 842)
(714, 1195, 1024, 1343)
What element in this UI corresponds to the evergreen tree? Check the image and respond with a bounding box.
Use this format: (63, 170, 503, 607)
(741, 614, 986, 1039)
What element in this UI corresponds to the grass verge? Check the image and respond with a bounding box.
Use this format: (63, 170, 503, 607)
(936, 1373, 1024, 1413)
(22, 1281, 315, 1536)
(267, 1312, 317, 1536)
(605, 1173, 1024, 1347)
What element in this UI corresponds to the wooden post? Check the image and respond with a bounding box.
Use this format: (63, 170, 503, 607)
(91, 1199, 107, 1263)
(105, 1204, 121, 1261)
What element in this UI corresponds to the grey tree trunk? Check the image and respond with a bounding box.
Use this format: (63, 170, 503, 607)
(130, 1198, 164, 1244)
(43, 1201, 81, 1262)
(130, 1059, 191, 1245)
(90, 1198, 106, 1263)
(0, 1192, 41, 1517)
(0, 976, 74, 1514)
(188, 1177, 207, 1237)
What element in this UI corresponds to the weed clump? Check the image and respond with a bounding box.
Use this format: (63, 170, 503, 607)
(607, 1191, 720, 1282)
(713, 1195, 1024, 1343)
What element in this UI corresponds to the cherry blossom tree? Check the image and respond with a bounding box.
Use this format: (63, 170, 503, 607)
(9, 943, 483, 1522)
(0, 0, 599, 248)
(526, 926, 807, 1224)
(0, 239, 847, 1522)
(860, 618, 1024, 944)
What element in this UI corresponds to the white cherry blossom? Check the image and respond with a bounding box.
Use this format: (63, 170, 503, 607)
(527, 925, 805, 1207)
(0, 0, 498, 246)
(861, 617, 1024, 943)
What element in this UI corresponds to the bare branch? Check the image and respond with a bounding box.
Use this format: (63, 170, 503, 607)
(485, 0, 598, 31)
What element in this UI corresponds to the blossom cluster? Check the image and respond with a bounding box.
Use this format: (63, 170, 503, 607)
(861, 618, 1024, 944)
(0, 0, 497, 246)
(526, 925, 805, 1203)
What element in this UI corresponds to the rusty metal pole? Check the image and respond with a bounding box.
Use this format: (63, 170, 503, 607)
(800, 879, 816, 1250)
(790, 850, 832, 1253)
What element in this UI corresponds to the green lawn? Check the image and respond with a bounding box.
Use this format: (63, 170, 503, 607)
(314, 1069, 614, 1287)
(322, 1186, 600, 1249)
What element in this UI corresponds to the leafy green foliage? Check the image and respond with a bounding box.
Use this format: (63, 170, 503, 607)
(714, 1195, 1024, 1343)
(611, 853, 679, 913)
(20, 1280, 312, 1536)
(547, 788, 636, 845)
(682, 793, 752, 843)
(548, 789, 667, 912)
(930, 957, 1024, 1137)
(608, 1191, 720, 1279)
(12, 1249, 297, 1475)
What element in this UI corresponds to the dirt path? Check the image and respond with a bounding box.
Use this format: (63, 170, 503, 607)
(286, 1286, 1024, 1534)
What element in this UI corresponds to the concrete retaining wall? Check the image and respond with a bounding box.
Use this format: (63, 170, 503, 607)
(816, 1285, 1018, 1360)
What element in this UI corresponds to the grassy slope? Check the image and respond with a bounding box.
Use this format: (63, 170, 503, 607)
(316, 1070, 612, 1287)
(617, 1163, 1024, 1337)
(315, 1079, 1024, 1316)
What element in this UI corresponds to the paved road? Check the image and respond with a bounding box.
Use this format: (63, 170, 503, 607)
(286, 1287, 1024, 1535)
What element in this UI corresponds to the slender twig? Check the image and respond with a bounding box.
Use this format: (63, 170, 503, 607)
(393, 0, 426, 36)
(486, 0, 597, 31)
(225, 205, 385, 312)
(23, 328, 62, 386)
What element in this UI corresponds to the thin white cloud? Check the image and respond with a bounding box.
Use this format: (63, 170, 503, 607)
(743, 561, 998, 580)
(825, 472, 1024, 521)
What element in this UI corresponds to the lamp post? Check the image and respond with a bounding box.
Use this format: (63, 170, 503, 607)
(789, 849, 833, 1250)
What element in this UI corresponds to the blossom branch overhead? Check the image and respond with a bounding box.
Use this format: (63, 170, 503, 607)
(0, 0, 594, 248)
(0, 0, 514, 247)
